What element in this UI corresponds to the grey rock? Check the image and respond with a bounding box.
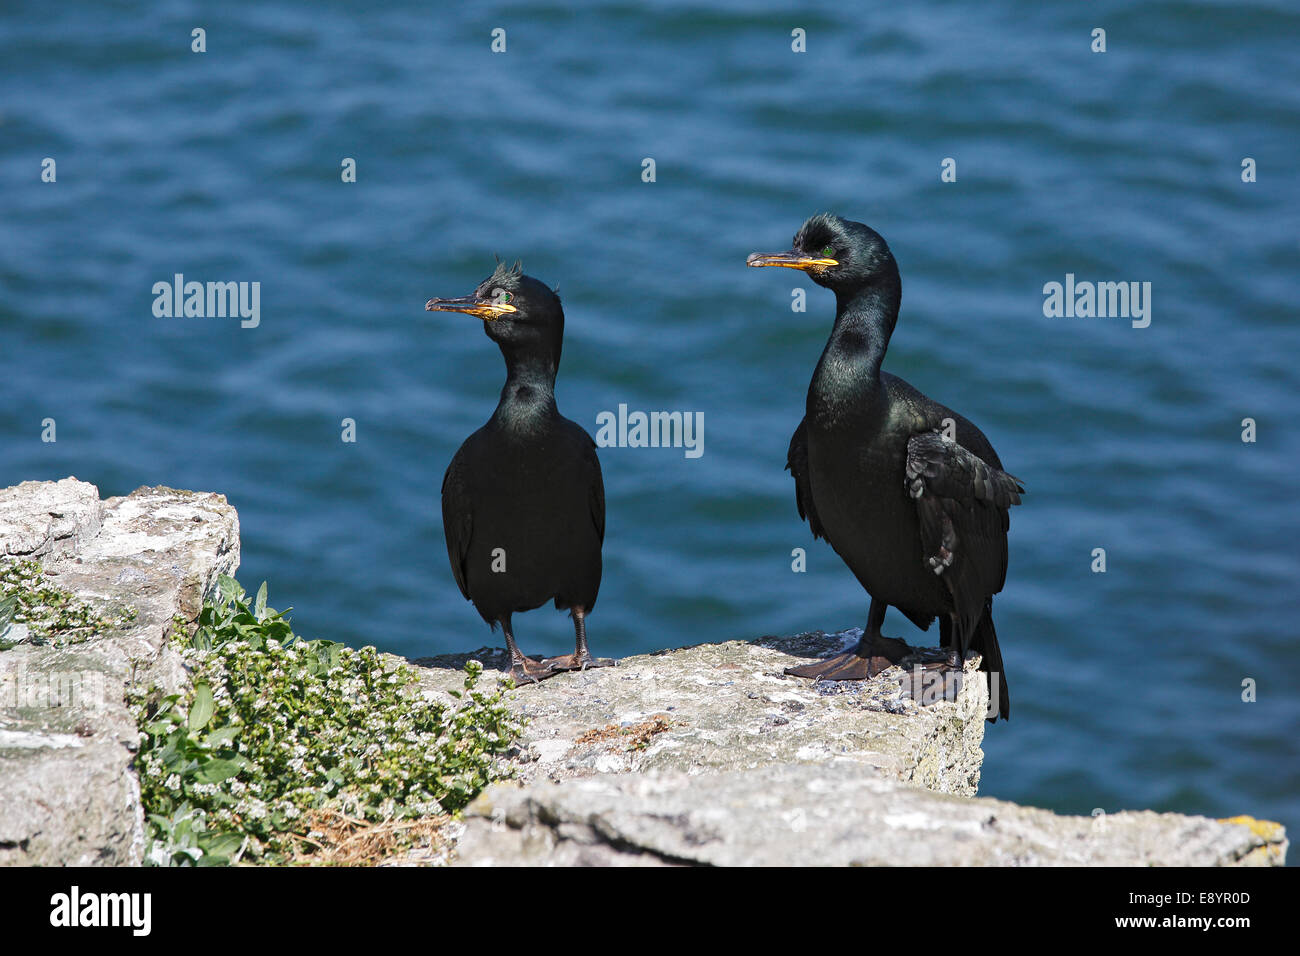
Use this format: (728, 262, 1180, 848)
(0, 477, 102, 559)
(456, 762, 1289, 867)
(1, 478, 1286, 868)
(0, 479, 239, 866)
(412, 629, 990, 797)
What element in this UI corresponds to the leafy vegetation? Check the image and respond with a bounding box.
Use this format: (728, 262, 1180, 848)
(131, 576, 522, 866)
(0, 559, 135, 650)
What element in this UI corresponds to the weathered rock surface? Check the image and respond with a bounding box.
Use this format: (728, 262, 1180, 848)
(415, 641, 1286, 866)
(455, 763, 1288, 867)
(0, 478, 103, 559)
(0, 478, 239, 866)
(414, 632, 989, 795)
(0, 478, 1287, 867)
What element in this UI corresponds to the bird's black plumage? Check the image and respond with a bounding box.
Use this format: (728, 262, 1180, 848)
(750, 215, 1023, 721)
(428, 261, 612, 684)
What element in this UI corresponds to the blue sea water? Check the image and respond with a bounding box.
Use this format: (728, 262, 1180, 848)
(2, 1, 1297, 847)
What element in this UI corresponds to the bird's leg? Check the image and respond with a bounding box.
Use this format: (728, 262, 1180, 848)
(500, 615, 558, 685)
(543, 606, 616, 672)
(784, 598, 910, 681)
(937, 614, 962, 668)
(858, 598, 912, 676)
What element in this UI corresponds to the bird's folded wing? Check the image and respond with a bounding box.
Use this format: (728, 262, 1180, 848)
(786, 418, 826, 540)
(441, 457, 473, 600)
(905, 430, 1023, 598)
(585, 436, 606, 545)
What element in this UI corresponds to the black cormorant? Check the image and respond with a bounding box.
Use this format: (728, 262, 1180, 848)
(748, 215, 1022, 720)
(427, 261, 612, 684)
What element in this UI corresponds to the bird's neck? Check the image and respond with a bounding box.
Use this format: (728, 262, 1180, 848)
(810, 282, 900, 418)
(830, 281, 899, 375)
(495, 349, 558, 424)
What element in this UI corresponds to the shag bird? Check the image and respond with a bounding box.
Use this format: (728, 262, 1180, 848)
(748, 215, 1022, 720)
(427, 261, 612, 684)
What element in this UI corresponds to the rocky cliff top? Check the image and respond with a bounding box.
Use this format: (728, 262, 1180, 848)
(413, 629, 988, 796)
(0, 478, 1288, 867)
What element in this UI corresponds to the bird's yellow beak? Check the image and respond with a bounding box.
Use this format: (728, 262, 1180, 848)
(746, 250, 838, 272)
(424, 292, 518, 321)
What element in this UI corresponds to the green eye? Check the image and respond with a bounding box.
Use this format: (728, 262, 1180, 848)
(500, 292, 513, 304)
(821, 246, 835, 258)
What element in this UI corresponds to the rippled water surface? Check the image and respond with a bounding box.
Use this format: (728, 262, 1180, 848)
(3, 2, 1298, 841)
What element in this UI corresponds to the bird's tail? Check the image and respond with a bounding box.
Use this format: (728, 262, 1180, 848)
(974, 601, 1010, 722)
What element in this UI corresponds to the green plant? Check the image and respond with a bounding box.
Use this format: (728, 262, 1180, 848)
(132, 576, 521, 866)
(0, 559, 135, 650)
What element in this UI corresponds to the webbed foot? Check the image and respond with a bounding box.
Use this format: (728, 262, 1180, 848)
(784, 635, 910, 681)
(506, 656, 561, 685)
(542, 651, 616, 672)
